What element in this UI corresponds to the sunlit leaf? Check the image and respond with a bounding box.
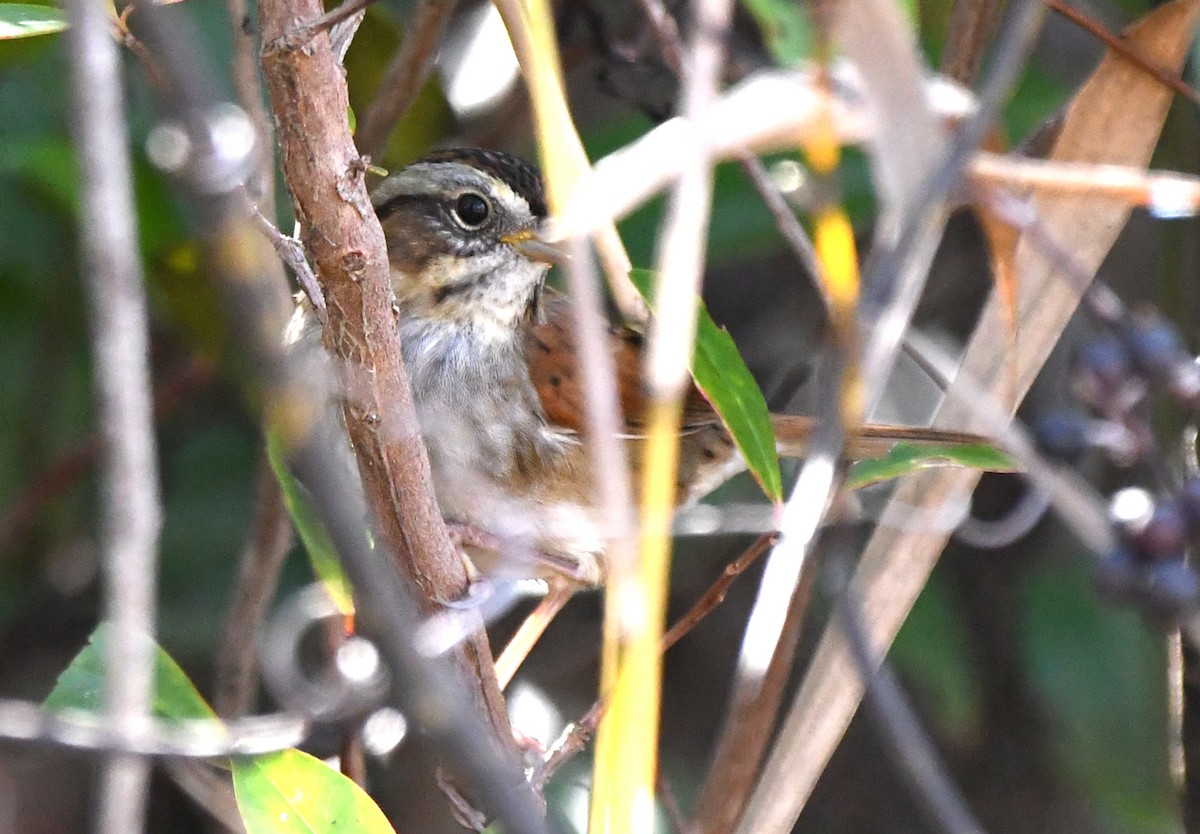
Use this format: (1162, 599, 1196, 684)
(844, 442, 1016, 492)
(266, 429, 355, 616)
(628, 268, 783, 502)
(232, 749, 396, 834)
(44, 623, 216, 721)
(0, 4, 65, 39)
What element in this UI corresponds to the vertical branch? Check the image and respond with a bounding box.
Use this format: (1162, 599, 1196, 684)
(64, 0, 162, 830)
(226, 0, 276, 205)
(256, 0, 517, 778)
(214, 461, 293, 718)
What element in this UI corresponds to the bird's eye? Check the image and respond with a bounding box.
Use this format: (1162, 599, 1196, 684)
(453, 192, 491, 228)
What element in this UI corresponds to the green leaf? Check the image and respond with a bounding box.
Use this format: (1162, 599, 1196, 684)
(0, 4, 65, 39)
(844, 442, 1017, 492)
(266, 428, 355, 616)
(44, 623, 216, 721)
(628, 268, 783, 502)
(232, 749, 397, 834)
(739, 0, 812, 67)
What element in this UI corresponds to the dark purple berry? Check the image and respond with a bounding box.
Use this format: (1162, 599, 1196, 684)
(1144, 560, 1200, 618)
(1034, 411, 1089, 460)
(1181, 478, 1200, 531)
(1132, 500, 1188, 561)
(1128, 315, 1184, 376)
(1077, 336, 1131, 390)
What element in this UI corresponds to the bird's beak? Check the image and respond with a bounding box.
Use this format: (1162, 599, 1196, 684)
(501, 227, 567, 265)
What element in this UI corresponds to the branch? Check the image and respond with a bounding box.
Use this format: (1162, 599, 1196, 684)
(213, 460, 294, 718)
(255, 0, 525, 811)
(262, 0, 378, 56)
(64, 0, 163, 829)
(355, 0, 458, 162)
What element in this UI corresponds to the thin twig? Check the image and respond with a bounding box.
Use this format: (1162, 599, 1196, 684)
(263, 0, 378, 55)
(213, 460, 294, 718)
(535, 701, 604, 790)
(734, 152, 828, 310)
(245, 194, 327, 322)
(971, 152, 1200, 212)
(225, 0, 275, 204)
(355, 0, 458, 162)
(691, 538, 815, 834)
(65, 0, 162, 829)
(1048, 0, 1200, 105)
(535, 536, 784, 791)
(494, 585, 574, 691)
(657, 773, 692, 834)
(831, 534, 986, 834)
(0, 698, 306, 755)
(662, 533, 774, 651)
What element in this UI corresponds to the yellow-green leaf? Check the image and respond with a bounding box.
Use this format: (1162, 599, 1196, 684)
(0, 4, 65, 39)
(845, 442, 1017, 492)
(628, 268, 783, 502)
(266, 429, 355, 616)
(232, 749, 396, 834)
(44, 623, 216, 721)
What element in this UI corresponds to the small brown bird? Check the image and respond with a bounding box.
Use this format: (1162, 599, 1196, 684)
(295, 148, 982, 587)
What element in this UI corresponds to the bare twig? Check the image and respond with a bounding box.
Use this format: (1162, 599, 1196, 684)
(535, 701, 603, 790)
(971, 152, 1200, 212)
(692, 539, 815, 834)
(494, 585, 574, 691)
(662, 533, 774, 651)
(734, 152, 828, 308)
(244, 195, 327, 322)
(213, 460, 294, 718)
(1048, 0, 1200, 105)
(830, 538, 986, 834)
(0, 698, 306, 755)
(940, 0, 1006, 84)
(64, 0, 162, 828)
(225, 0, 275, 204)
(657, 774, 691, 834)
(355, 0, 458, 162)
(263, 0, 378, 55)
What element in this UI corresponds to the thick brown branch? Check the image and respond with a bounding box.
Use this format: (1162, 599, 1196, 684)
(256, 0, 514, 771)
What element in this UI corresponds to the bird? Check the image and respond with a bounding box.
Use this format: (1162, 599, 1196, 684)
(291, 147, 987, 589)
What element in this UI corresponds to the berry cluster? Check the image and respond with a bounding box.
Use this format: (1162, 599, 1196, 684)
(1034, 309, 1200, 622)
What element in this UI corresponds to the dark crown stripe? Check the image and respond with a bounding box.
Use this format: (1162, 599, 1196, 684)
(418, 148, 548, 219)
